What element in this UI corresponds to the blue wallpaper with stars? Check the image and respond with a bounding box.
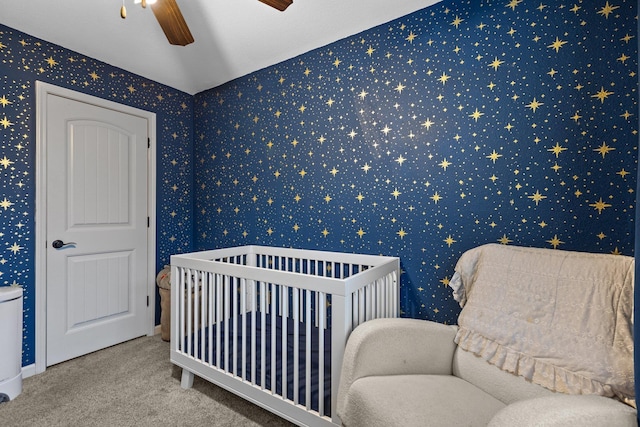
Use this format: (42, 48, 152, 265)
(0, 24, 194, 366)
(0, 0, 638, 368)
(194, 0, 638, 322)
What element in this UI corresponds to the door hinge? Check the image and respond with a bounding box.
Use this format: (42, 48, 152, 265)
(147, 138, 150, 148)
(147, 217, 150, 228)
(147, 295, 150, 307)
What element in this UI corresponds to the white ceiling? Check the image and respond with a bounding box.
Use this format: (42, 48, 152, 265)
(0, 0, 440, 94)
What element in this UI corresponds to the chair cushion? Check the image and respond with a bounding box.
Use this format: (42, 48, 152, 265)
(487, 395, 638, 427)
(453, 347, 553, 405)
(340, 374, 505, 427)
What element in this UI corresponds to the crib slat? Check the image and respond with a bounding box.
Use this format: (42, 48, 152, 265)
(366, 282, 372, 321)
(351, 289, 357, 328)
(233, 275, 238, 376)
(178, 267, 185, 353)
(318, 291, 326, 416)
(199, 271, 205, 357)
(251, 279, 256, 385)
(225, 275, 231, 373)
(208, 272, 213, 366)
(358, 287, 365, 325)
(215, 273, 222, 368)
(260, 281, 266, 390)
(293, 288, 299, 405)
(187, 269, 193, 357)
(281, 285, 288, 402)
(241, 278, 247, 379)
(305, 289, 311, 410)
(315, 290, 319, 328)
(390, 273, 399, 317)
(270, 283, 276, 394)
(201, 271, 207, 360)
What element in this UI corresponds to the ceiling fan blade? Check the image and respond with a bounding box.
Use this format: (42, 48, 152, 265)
(150, 0, 194, 46)
(258, 0, 293, 12)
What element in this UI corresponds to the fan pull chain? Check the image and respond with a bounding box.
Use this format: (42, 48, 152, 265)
(120, 0, 127, 19)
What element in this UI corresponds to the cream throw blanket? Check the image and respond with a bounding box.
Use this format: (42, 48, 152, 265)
(449, 244, 635, 407)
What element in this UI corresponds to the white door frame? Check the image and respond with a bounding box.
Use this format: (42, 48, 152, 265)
(34, 81, 157, 375)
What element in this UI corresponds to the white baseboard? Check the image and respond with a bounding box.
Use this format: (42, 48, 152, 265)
(21, 363, 36, 379)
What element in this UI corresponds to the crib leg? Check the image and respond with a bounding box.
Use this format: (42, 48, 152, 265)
(181, 369, 194, 389)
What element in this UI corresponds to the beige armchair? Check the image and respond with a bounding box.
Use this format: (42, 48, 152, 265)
(337, 244, 637, 427)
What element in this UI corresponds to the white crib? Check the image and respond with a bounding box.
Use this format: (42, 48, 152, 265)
(170, 245, 400, 426)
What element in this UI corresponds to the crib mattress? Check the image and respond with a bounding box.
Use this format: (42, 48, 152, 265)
(187, 312, 332, 415)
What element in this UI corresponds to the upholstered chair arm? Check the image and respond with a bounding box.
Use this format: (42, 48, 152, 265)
(488, 395, 638, 427)
(337, 318, 458, 418)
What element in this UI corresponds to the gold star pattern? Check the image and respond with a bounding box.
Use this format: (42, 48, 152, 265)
(528, 190, 547, 205)
(0, 156, 14, 168)
(591, 87, 614, 103)
(469, 108, 484, 121)
(9, 243, 23, 254)
(589, 198, 612, 214)
(547, 37, 567, 53)
(594, 142, 615, 158)
(486, 150, 502, 163)
(526, 98, 544, 112)
(451, 16, 464, 29)
(443, 235, 456, 247)
(597, 2, 620, 18)
(488, 57, 504, 71)
(548, 143, 567, 157)
(506, 0, 523, 11)
(0, 197, 14, 210)
(422, 118, 434, 129)
(498, 235, 513, 245)
(546, 235, 564, 249)
(0, 116, 13, 129)
(438, 73, 450, 84)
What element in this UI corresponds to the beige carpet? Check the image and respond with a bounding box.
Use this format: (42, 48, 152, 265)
(0, 335, 294, 426)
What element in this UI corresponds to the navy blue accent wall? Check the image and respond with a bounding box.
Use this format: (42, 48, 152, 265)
(0, 24, 195, 366)
(194, 0, 638, 323)
(0, 0, 638, 372)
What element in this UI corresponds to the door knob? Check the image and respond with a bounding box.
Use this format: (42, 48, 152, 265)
(52, 240, 77, 249)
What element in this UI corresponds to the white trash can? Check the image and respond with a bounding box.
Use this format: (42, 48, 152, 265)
(0, 286, 23, 403)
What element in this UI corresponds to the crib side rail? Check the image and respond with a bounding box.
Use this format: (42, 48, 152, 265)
(172, 255, 349, 295)
(246, 245, 397, 267)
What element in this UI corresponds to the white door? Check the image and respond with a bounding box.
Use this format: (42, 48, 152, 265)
(45, 93, 149, 366)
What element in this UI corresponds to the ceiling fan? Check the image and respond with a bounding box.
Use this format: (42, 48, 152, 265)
(120, 0, 294, 47)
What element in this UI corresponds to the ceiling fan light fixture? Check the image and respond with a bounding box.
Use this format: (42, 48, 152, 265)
(134, 0, 157, 7)
(258, 0, 293, 12)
